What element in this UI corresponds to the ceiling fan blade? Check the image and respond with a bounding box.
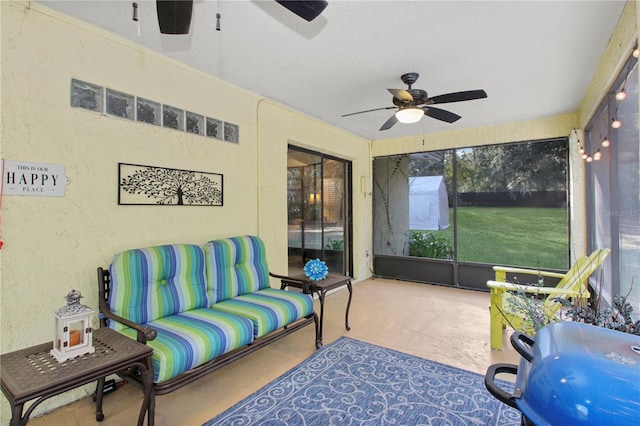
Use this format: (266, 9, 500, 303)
(157, 0, 193, 34)
(428, 90, 487, 104)
(379, 114, 398, 131)
(423, 107, 461, 123)
(387, 89, 413, 102)
(275, 0, 328, 22)
(341, 106, 397, 117)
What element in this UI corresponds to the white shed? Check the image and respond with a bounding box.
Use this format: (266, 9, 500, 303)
(409, 176, 450, 230)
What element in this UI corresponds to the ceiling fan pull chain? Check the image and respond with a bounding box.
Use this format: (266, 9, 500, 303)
(132, 3, 141, 37)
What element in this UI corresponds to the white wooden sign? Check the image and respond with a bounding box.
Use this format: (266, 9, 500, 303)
(2, 160, 70, 197)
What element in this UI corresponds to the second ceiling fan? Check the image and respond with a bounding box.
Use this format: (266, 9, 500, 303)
(342, 73, 487, 131)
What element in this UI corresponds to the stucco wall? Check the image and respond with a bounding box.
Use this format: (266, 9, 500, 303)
(255, 99, 372, 276)
(0, 2, 370, 419)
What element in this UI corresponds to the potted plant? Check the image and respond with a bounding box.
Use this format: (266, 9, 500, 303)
(504, 275, 640, 335)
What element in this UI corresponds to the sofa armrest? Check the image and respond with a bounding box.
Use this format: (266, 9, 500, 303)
(270, 272, 311, 293)
(99, 307, 158, 343)
(97, 266, 157, 344)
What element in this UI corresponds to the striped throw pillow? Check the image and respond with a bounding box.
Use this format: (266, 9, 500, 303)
(204, 236, 271, 304)
(108, 244, 209, 331)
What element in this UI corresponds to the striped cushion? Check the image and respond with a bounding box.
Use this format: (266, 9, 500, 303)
(211, 288, 314, 338)
(108, 244, 208, 331)
(204, 236, 271, 303)
(118, 308, 254, 383)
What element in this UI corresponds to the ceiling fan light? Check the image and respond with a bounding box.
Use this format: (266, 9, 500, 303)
(395, 107, 424, 124)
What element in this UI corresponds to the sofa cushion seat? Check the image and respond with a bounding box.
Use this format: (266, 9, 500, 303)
(211, 288, 314, 338)
(118, 308, 254, 383)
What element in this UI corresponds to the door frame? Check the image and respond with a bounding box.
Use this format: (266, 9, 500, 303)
(287, 145, 353, 277)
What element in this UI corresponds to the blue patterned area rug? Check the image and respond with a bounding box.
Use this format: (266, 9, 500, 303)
(204, 337, 521, 425)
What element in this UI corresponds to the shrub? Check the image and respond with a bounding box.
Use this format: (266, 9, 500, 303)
(406, 231, 454, 260)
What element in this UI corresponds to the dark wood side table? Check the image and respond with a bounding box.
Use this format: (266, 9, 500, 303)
(1, 327, 154, 426)
(279, 273, 353, 344)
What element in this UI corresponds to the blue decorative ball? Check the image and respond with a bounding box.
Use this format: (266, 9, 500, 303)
(304, 258, 329, 281)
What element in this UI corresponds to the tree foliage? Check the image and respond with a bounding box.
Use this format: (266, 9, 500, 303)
(410, 138, 567, 195)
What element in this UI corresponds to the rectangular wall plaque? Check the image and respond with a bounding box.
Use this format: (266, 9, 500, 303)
(118, 163, 223, 206)
(2, 160, 70, 197)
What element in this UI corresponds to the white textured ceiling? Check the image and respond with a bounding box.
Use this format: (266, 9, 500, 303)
(37, 0, 627, 141)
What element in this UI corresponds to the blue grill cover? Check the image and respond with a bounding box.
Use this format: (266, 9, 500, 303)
(515, 321, 640, 425)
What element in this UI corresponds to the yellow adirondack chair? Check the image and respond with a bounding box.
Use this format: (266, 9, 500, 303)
(487, 248, 610, 350)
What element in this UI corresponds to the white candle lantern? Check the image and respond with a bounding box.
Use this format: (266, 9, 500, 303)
(50, 290, 95, 363)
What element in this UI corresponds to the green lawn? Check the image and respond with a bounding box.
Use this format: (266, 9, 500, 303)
(426, 207, 569, 270)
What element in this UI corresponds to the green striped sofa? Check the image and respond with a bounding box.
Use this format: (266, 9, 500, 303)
(97, 235, 319, 395)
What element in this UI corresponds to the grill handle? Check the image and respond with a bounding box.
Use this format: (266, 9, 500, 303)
(484, 363, 520, 409)
(511, 331, 535, 362)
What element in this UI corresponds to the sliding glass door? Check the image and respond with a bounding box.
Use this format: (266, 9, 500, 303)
(287, 146, 352, 276)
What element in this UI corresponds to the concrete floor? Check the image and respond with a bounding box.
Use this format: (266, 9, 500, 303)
(28, 278, 520, 425)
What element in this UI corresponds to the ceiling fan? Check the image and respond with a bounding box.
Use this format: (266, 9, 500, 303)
(342, 73, 487, 131)
(155, 1, 328, 34)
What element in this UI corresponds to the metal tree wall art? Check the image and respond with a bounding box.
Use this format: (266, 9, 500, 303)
(118, 163, 223, 206)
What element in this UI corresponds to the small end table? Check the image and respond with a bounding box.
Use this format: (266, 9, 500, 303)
(1, 327, 154, 426)
(279, 273, 353, 344)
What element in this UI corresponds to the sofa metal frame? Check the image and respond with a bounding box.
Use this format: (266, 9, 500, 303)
(97, 267, 320, 396)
